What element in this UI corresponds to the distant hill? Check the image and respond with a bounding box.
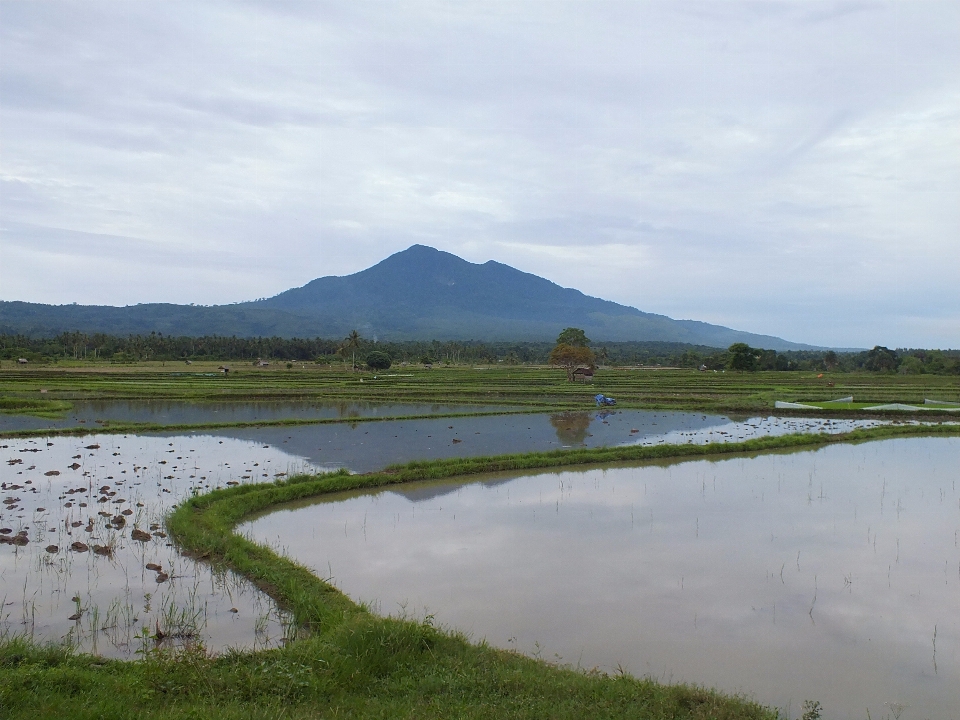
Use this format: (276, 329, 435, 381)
(0, 245, 815, 350)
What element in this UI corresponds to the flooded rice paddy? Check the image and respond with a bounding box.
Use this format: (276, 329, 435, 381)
(0, 398, 516, 432)
(244, 437, 960, 719)
(0, 434, 323, 657)
(1, 401, 944, 707)
(200, 410, 890, 474)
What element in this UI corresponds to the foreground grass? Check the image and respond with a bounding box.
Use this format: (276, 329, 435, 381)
(5, 423, 959, 719)
(0, 633, 773, 720)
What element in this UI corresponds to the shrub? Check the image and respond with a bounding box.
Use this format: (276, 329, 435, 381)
(898, 356, 924, 375)
(366, 351, 392, 370)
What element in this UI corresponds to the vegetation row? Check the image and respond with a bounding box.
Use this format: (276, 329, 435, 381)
(3, 331, 958, 375)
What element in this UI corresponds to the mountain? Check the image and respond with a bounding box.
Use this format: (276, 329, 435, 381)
(0, 245, 814, 349)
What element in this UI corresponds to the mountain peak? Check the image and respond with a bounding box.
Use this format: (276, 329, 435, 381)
(370, 244, 478, 276)
(0, 244, 812, 349)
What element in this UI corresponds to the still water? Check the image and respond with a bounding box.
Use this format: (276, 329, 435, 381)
(0, 405, 932, 670)
(0, 434, 323, 656)
(0, 399, 516, 432)
(244, 437, 960, 719)
(202, 411, 889, 473)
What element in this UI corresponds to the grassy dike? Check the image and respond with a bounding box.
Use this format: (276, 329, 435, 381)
(0, 396, 73, 419)
(3, 425, 959, 720)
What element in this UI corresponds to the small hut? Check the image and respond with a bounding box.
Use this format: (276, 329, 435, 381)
(572, 366, 595, 382)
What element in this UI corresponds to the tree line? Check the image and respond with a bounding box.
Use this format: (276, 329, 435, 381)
(0, 332, 957, 374)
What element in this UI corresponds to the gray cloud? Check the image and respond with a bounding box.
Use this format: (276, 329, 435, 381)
(1, 0, 957, 347)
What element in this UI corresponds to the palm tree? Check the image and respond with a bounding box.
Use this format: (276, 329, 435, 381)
(344, 330, 361, 371)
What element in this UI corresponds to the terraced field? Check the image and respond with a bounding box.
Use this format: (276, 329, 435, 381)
(2, 363, 957, 417)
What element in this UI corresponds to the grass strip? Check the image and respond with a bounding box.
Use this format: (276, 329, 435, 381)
(171, 423, 960, 585)
(171, 424, 957, 712)
(0, 396, 73, 418)
(3, 424, 956, 719)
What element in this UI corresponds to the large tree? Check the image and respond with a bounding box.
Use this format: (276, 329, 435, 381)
(727, 342, 759, 371)
(864, 345, 900, 372)
(550, 327, 595, 381)
(556, 327, 590, 347)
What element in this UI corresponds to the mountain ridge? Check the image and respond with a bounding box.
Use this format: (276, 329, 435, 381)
(0, 245, 817, 350)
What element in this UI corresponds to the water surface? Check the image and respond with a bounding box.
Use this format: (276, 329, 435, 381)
(203, 411, 890, 473)
(0, 399, 516, 432)
(1, 408, 927, 663)
(244, 437, 960, 719)
(1, 434, 322, 656)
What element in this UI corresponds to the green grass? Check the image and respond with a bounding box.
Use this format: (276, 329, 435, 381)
(1, 363, 958, 421)
(0, 396, 73, 418)
(5, 423, 958, 719)
(0, 632, 775, 720)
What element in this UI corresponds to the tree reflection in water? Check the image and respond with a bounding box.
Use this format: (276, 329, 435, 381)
(549, 411, 593, 445)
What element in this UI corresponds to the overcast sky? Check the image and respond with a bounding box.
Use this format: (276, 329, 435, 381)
(1, 1, 957, 348)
